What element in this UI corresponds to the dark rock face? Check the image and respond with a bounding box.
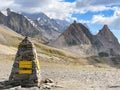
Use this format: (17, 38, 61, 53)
(9, 37, 41, 87)
(0, 10, 41, 38)
(0, 12, 7, 25)
(97, 25, 119, 44)
(64, 23, 92, 45)
(52, 22, 93, 47)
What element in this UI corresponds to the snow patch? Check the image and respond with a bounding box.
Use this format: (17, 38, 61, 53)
(37, 17, 41, 21)
(24, 16, 37, 27)
(1, 10, 8, 16)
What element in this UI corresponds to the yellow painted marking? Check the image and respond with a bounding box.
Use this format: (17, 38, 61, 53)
(36, 58, 40, 70)
(35, 49, 40, 70)
(19, 64, 32, 68)
(19, 61, 32, 65)
(19, 70, 32, 74)
(19, 61, 32, 68)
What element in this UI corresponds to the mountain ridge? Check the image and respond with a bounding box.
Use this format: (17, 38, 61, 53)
(0, 8, 120, 56)
(51, 21, 120, 56)
(0, 9, 41, 37)
(0, 9, 120, 67)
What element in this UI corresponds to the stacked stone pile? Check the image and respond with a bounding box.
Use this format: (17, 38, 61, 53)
(9, 37, 41, 87)
(0, 37, 41, 89)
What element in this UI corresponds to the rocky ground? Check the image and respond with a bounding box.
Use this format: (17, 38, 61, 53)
(0, 60, 120, 90)
(42, 67, 120, 90)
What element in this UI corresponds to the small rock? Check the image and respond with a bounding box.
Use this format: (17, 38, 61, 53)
(42, 84, 51, 89)
(43, 78, 54, 83)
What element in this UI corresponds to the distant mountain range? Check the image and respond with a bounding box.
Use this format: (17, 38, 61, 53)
(1, 8, 120, 67)
(0, 8, 120, 57)
(0, 8, 69, 42)
(22, 12, 69, 33)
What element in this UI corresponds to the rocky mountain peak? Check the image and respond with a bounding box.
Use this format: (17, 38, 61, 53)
(103, 24, 109, 30)
(6, 8, 11, 15)
(98, 24, 112, 36)
(51, 22, 93, 47)
(73, 20, 77, 24)
(98, 24, 113, 39)
(96, 25, 120, 55)
(98, 25, 115, 37)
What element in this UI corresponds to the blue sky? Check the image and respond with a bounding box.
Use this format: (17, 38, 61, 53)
(64, 0, 75, 2)
(0, 0, 120, 42)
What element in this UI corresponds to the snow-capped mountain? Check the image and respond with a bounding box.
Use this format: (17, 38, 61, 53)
(0, 8, 69, 42)
(22, 12, 70, 33)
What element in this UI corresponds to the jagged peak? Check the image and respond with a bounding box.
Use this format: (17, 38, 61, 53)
(71, 21, 89, 31)
(73, 20, 77, 24)
(6, 8, 11, 15)
(6, 8, 10, 12)
(102, 24, 109, 30)
(98, 24, 111, 35)
(97, 24, 119, 43)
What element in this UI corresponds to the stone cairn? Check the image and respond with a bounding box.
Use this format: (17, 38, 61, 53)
(10, 36, 41, 87)
(0, 37, 41, 89)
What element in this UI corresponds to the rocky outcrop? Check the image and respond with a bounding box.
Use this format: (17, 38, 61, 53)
(96, 25, 120, 55)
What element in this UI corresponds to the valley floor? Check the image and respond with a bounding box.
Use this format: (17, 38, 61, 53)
(0, 58, 120, 90)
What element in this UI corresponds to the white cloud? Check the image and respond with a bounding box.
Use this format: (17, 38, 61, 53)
(79, 20, 90, 24)
(6, 0, 75, 20)
(31, 1, 75, 20)
(74, 5, 111, 14)
(92, 7, 120, 30)
(76, 0, 120, 7)
(0, 0, 14, 10)
(74, 0, 120, 13)
(0, 0, 120, 22)
(0, 0, 75, 21)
